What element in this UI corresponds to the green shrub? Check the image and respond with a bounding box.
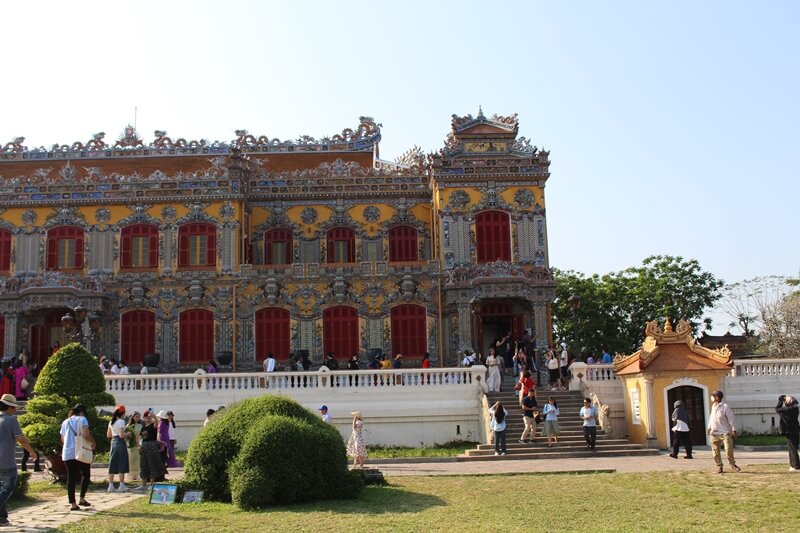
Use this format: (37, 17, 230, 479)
(21, 343, 115, 456)
(184, 395, 361, 508)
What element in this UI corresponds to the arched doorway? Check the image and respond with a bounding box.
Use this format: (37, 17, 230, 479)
(666, 385, 707, 446)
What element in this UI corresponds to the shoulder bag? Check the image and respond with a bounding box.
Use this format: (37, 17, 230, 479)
(71, 419, 94, 464)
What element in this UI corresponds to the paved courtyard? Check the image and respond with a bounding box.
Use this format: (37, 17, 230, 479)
(2, 450, 790, 531)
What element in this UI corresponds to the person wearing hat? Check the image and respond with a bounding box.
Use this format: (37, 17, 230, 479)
(707, 390, 741, 474)
(106, 405, 130, 493)
(0, 394, 37, 525)
(346, 411, 367, 469)
(318, 405, 332, 424)
(155, 411, 176, 473)
(392, 354, 403, 369)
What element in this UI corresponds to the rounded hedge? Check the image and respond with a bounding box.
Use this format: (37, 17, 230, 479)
(184, 395, 362, 508)
(21, 343, 115, 456)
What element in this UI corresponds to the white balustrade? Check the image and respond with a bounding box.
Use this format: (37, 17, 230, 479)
(105, 367, 478, 394)
(731, 358, 800, 378)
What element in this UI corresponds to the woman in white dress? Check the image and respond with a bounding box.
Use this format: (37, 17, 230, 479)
(485, 347, 502, 392)
(346, 411, 368, 469)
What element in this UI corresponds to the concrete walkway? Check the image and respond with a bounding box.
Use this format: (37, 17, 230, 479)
(367, 449, 791, 476)
(4, 466, 186, 532)
(2, 452, 792, 530)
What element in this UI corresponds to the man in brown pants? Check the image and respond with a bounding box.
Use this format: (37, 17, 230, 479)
(707, 390, 741, 474)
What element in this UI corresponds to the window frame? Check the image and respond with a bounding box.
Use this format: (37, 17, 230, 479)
(120, 224, 159, 270)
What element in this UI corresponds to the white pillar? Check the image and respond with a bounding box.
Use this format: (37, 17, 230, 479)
(642, 377, 659, 446)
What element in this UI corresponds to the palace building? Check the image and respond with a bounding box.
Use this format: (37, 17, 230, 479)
(0, 110, 555, 369)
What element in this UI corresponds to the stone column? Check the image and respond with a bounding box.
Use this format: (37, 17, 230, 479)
(533, 302, 548, 350)
(457, 303, 473, 352)
(161, 228, 175, 276)
(2, 312, 17, 359)
(221, 225, 237, 274)
(642, 377, 659, 447)
(160, 321, 176, 365)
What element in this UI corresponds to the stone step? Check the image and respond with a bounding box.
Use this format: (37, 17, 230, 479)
(473, 438, 629, 450)
(466, 443, 642, 456)
(458, 447, 661, 461)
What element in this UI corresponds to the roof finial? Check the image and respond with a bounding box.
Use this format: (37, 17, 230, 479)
(477, 105, 484, 118)
(664, 317, 673, 333)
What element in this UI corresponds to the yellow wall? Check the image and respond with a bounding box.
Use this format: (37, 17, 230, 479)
(620, 370, 731, 447)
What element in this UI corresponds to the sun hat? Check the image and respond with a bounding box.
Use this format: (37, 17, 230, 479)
(156, 410, 169, 419)
(350, 411, 362, 417)
(0, 394, 19, 408)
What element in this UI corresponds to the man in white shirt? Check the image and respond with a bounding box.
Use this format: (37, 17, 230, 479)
(559, 343, 569, 390)
(580, 398, 598, 451)
(263, 353, 277, 372)
(318, 405, 332, 424)
(118, 361, 129, 375)
(109, 360, 121, 375)
(707, 390, 741, 474)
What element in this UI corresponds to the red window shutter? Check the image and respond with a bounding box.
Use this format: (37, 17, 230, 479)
(148, 232, 158, 267)
(0, 315, 5, 354)
(180, 309, 214, 363)
(121, 310, 156, 364)
(46, 232, 58, 270)
(120, 231, 132, 268)
(389, 226, 418, 262)
(476, 211, 510, 263)
(178, 226, 189, 267)
(255, 307, 290, 360)
(323, 306, 358, 358)
(74, 231, 84, 269)
(0, 229, 11, 271)
(205, 225, 216, 266)
(391, 305, 426, 358)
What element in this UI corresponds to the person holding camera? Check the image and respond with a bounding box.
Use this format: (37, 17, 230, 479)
(775, 394, 800, 471)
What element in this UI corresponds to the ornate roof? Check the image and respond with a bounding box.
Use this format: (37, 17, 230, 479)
(613, 319, 733, 375)
(0, 117, 381, 161)
(451, 107, 518, 135)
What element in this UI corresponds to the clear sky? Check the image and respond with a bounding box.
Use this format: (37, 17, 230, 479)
(1, 1, 797, 327)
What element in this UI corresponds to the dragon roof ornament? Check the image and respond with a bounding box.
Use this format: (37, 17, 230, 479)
(0, 117, 381, 160)
(451, 107, 519, 134)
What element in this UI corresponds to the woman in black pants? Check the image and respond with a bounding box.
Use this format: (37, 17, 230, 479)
(59, 404, 96, 511)
(669, 400, 693, 459)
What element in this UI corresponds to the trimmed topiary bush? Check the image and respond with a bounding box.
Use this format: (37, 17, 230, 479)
(21, 342, 115, 456)
(184, 395, 362, 508)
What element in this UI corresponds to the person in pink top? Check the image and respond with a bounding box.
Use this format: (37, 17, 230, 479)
(13, 361, 29, 401)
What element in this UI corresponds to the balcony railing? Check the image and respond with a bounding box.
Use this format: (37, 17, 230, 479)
(105, 367, 479, 393)
(731, 358, 800, 378)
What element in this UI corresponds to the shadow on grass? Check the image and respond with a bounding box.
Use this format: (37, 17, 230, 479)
(260, 485, 446, 516)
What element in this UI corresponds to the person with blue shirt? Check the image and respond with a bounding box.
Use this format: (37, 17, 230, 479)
(59, 403, 96, 511)
(488, 401, 508, 456)
(0, 394, 37, 527)
(600, 349, 613, 365)
(543, 397, 560, 447)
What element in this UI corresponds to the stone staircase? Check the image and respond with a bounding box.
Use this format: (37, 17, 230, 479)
(460, 389, 660, 461)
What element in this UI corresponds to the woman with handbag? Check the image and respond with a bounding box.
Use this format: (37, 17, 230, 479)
(669, 400, 693, 459)
(106, 406, 130, 493)
(59, 403, 96, 511)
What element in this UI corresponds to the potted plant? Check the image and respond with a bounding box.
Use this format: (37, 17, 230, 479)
(19, 343, 115, 482)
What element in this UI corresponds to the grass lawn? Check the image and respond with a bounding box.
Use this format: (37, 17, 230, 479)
(57, 464, 798, 533)
(368, 442, 477, 458)
(735, 434, 786, 446)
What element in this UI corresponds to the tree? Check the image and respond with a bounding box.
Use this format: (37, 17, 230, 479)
(756, 290, 800, 358)
(718, 276, 791, 337)
(20, 343, 115, 457)
(552, 256, 723, 356)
